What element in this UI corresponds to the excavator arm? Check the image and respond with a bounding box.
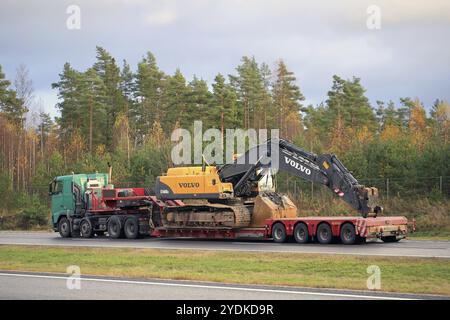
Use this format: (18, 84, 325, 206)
(218, 138, 382, 218)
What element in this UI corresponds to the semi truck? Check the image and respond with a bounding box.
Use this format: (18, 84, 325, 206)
(49, 138, 411, 244)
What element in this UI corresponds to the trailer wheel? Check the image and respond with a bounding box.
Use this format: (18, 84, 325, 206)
(124, 217, 139, 239)
(381, 236, 400, 243)
(272, 223, 287, 243)
(80, 218, 94, 238)
(293, 223, 309, 244)
(108, 216, 123, 239)
(340, 223, 356, 245)
(58, 217, 71, 238)
(316, 223, 333, 244)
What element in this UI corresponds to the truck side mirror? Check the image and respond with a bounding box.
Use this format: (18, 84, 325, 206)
(48, 182, 53, 195)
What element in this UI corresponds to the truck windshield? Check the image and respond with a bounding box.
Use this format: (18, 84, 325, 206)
(50, 180, 64, 194)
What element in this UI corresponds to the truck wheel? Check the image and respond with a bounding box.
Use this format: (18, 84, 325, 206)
(108, 216, 123, 239)
(316, 223, 333, 244)
(272, 223, 287, 243)
(340, 223, 356, 245)
(58, 217, 71, 238)
(80, 218, 94, 238)
(381, 236, 400, 243)
(293, 223, 309, 244)
(124, 217, 139, 239)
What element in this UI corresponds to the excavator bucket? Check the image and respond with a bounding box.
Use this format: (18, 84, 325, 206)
(363, 187, 383, 217)
(250, 192, 297, 228)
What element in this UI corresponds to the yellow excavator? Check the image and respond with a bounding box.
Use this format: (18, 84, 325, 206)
(154, 138, 382, 229)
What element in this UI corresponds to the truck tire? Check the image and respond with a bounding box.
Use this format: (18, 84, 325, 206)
(293, 223, 309, 244)
(124, 217, 139, 239)
(381, 236, 400, 243)
(340, 223, 356, 245)
(316, 223, 333, 244)
(80, 218, 94, 238)
(108, 216, 123, 239)
(58, 217, 71, 238)
(272, 223, 287, 243)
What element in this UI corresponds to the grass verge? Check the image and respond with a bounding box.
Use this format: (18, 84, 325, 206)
(0, 245, 449, 295)
(407, 231, 450, 241)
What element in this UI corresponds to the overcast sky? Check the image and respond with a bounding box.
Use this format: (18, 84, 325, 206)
(1, 0, 449, 117)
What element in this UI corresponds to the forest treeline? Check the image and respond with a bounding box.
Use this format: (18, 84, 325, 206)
(0, 46, 449, 229)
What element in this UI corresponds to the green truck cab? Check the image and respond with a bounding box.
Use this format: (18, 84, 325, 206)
(49, 173, 109, 233)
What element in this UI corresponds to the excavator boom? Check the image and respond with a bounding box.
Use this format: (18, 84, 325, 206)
(218, 138, 382, 217)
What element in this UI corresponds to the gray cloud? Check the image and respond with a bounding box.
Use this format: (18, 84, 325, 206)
(0, 0, 449, 116)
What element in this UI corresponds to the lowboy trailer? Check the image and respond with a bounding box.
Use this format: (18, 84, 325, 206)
(152, 214, 410, 244)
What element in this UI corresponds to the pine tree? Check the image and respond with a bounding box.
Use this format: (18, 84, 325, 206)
(37, 111, 53, 158)
(120, 60, 135, 105)
(0, 65, 10, 101)
(272, 60, 304, 139)
(375, 100, 385, 130)
(259, 62, 273, 129)
(398, 97, 415, 128)
(134, 52, 166, 142)
(0, 65, 24, 127)
(163, 69, 189, 133)
(384, 100, 400, 127)
(78, 68, 108, 153)
(302, 102, 329, 142)
(376, 100, 404, 141)
(229, 56, 269, 129)
(212, 73, 239, 136)
(186, 75, 213, 127)
(326, 75, 376, 132)
(52, 63, 83, 143)
(93, 46, 122, 150)
(54, 65, 107, 154)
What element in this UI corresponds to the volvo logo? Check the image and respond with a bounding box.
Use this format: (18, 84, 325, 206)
(178, 182, 200, 188)
(284, 156, 311, 175)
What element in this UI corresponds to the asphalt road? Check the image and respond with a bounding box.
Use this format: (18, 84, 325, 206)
(0, 231, 449, 258)
(0, 271, 446, 300)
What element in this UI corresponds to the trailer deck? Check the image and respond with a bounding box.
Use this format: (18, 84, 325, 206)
(152, 215, 411, 244)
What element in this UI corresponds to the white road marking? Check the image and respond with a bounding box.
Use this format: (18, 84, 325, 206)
(1, 241, 449, 259)
(0, 272, 414, 300)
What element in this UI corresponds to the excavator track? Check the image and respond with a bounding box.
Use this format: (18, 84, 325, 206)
(160, 202, 252, 229)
